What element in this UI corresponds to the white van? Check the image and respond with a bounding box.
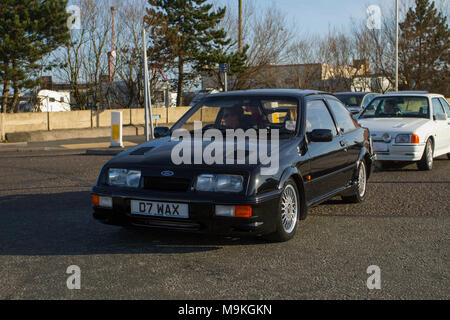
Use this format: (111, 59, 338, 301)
(18, 90, 71, 112)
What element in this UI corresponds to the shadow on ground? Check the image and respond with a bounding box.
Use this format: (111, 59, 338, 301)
(374, 156, 449, 172)
(0, 191, 268, 256)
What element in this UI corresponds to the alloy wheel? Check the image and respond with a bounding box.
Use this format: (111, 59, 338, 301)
(426, 141, 433, 168)
(358, 161, 367, 198)
(280, 184, 298, 234)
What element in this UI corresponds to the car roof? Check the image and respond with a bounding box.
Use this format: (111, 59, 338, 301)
(334, 92, 373, 95)
(381, 92, 444, 98)
(206, 89, 328, 99)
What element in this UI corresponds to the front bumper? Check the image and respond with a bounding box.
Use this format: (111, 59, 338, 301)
(374, 143, 425, 161)
(92, 186, 281, 236)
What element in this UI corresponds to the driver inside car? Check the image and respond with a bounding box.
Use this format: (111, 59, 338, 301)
(383, 100, 401, 115)
(242, 104, 267, 128)
(222, 105, 263, 130)
(222, 106, 247, 130)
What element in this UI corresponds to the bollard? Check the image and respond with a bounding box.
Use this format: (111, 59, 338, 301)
(110, 111, 124, 148)
(0, 113, 4, 141)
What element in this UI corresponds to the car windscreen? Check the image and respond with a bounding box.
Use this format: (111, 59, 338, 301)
(359, 96, 430, 119)
(334, 94, 364, 107)
(171, 96, 299, 138)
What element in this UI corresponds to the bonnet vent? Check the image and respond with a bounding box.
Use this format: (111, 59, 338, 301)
(130, 147, 154, 155)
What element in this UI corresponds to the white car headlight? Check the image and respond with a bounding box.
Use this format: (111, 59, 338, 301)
(108, 169, 141, 188)
(394, 134, 420, 144)
(195, 174, 244, 193)
(395, 134, 411, 143)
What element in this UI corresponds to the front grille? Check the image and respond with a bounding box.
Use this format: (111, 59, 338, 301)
(143, 177, 191, 192)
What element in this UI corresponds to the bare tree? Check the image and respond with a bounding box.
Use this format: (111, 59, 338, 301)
(111, 0, 147, 109)
(55, 0, 116, 110)
(236, 6, 296, 89)
(209, 1, 296, 90)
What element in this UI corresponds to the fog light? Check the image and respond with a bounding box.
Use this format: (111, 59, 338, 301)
(92, 194, 113, 208)
(99, 196, 113, 208)
(215, 205, 234, 217)
(215, 205, 252, 218)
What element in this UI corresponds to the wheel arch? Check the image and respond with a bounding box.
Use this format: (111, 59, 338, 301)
(426, 135, 435, 148)
(421, 134, 435, 157)
(278, 167, 308, 220)
(357, 147, 373, 180)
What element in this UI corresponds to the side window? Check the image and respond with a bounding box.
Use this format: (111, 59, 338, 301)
(438, 98, 450, 116)
(326, 98, 359, 133)
(362, 94, 372, 107)
(180, 106, 220, 131)
(432, 98, 446, 119)
(306, 100, 338, 135)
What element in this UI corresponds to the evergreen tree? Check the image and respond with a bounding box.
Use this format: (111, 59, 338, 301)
(197, 41, 249, 92)
(0, 0, 70, 112)
(399, 0, 449, 95)
(145, 0, 246, 105)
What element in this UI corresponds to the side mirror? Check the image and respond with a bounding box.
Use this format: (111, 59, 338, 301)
(154, 126, 170, 138)
(308, 129, 333, 142)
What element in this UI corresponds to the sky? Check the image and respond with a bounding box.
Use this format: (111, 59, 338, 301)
(238, 0, 395, 34)
(250, 0, 449, 35)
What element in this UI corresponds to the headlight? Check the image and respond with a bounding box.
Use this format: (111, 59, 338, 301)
(195, 174, 244, 193)
(108, 169, 141, 188)
(395, 134, 419, 144)
(216, 175, 244, 192)
(395, 134, 411, 143)
(195, 174, 216, 191)
(126, 170, 142, 188)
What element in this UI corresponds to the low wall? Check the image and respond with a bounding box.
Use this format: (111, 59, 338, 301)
(49, 110, 92, 130)
(4, 112, 48, 132)
(0, 107, 194, 140)
(1, 99, 449, 140)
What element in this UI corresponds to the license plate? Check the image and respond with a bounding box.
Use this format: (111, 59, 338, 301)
(130, 200, 189, 218)
(373, 142, 388, 152)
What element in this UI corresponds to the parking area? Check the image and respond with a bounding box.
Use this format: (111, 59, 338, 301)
(0, 150, 448, 299)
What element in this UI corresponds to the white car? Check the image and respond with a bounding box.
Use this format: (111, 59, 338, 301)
(358, 92, 450, 170)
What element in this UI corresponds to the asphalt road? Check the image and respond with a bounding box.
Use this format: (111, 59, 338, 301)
(0, 150, 448, 299)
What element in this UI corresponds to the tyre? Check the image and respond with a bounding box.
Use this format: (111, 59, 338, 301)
(266, 178, 300, 242)
(447, 153, 450, 160)
(342, 160, 368, 203)
(417, 139, 433, 171)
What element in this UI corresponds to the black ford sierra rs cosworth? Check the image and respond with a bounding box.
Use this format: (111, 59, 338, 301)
(92, 89, 375, 242)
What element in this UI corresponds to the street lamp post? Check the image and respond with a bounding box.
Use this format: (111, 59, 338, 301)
(143, 28, 153, 141)
(395, 0, 399, 91)
(238, 0, 242, 53)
